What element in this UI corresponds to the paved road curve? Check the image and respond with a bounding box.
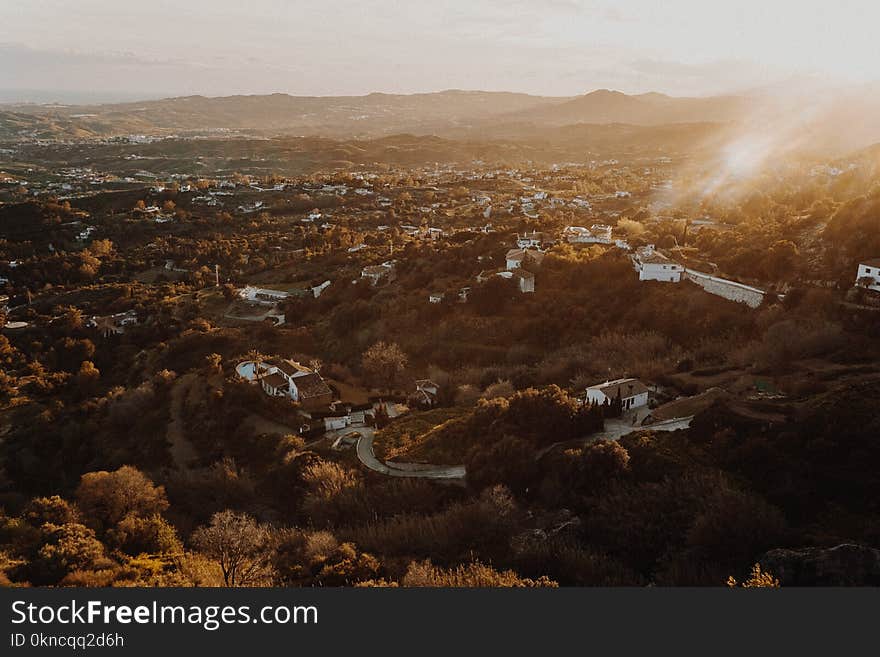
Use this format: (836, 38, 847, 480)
(534, 415, 695, 461)
(347, 416, 690, 481)
(351, 426, 466, 480)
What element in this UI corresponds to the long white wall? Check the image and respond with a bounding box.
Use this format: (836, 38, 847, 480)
(684, 269, 765, 308)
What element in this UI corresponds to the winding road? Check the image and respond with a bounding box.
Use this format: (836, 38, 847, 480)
(534, 415, 695, 461)
(348, 425, 467, 480)
(346, 415, 692, 482)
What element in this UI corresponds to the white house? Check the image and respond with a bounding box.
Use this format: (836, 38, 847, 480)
(361, 261, 396, 286)
(324, 414, 353, 432)
(253, 359, 333, 409)
(506, 248, 545, 270)
(239, 286, 291, 304)
(585, 378, 649, 411)
(633, 245, 683, 282)
(428, 292, 445, 304)
(855, 259, 880, 292)
(563, 226, 592, 243)
(590, 224, 613, 242)
(513, 269, 535, 293)
(563, 225, 612, 244)
(494, 269, 535, 293)
(87, 309, 138, 337)
(414, 379, 440, 407)
(516, 231, 548, 250)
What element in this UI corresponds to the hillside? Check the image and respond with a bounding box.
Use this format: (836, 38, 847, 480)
(0, 90, 566, 140)
(500, 89, 749, 126)
(6, 89, 880, 155)
(0, 89, 748, 141)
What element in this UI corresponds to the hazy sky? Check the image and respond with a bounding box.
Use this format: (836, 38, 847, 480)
(2, 0, 879, 102)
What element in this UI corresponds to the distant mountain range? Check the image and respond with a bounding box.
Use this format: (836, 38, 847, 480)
(2, 88, 880, 154)
(0, 89, 749, 140)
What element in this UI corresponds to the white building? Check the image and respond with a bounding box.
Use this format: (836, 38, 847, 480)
(87, 309, 139, 337)
(590, 224, 613, 242)
(506, 248, 545, 270)
(494, 269, 535, 293)
(516, 231, 549, 250)
(563, 224, 613, 244)
(239, 286, 291, 304)
(855, 259, 880, 292)
(585, 378, 649, 411)
(249, 359, 333, 408)
(312, 280, 331, 298)
(415, 379, 440, 406)
(633, 245, 683, 283)
(361, 261, 396, 286)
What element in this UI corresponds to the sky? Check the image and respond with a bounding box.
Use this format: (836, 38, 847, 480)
(1, 0, 879, 102)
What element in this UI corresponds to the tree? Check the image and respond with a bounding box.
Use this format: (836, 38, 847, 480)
(108, 514, 182, 556)
(205, 353, 222, 374)
(191, 510, 274, 586)
(765, 240, 799, 281)
(362, 341, 407, 392)
(469, 275, 516, 316)
(246, 350, 267, 382)
(75, 360, 100, 393)
(23, 496, 79, 527)
(88, 239, 114, 258)
(31, 523, 107, 585)
(575, 440, 631, 494)
(57, 306, 84, 331)
(75, 466, 169, 531)
(617, 218, 646, 238)
(221, 283, 237, 301)
(727, 563, 780, 588)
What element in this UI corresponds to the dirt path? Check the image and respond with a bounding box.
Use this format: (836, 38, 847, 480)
(167, 372, 200, 470)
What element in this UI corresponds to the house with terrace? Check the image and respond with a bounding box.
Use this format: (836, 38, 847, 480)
(586, 378, 650, 411)
(855, 258, 880, 292)
(252, 359, 334, 410)
(361, 261, 396, 286)
(506, 248, 545, 270)
(632, 244, 684, 282)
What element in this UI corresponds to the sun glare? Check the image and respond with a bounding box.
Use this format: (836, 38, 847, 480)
(721, 137, 772, 179)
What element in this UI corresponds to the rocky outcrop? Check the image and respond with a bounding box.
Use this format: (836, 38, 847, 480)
(760, 544, 880, 586)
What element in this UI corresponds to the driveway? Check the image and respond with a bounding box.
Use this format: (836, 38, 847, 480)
(534, 415, 695, 461)
(601, 415, 694, 441)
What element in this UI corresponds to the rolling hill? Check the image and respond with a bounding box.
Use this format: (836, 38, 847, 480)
(4, 88, 880, 156)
